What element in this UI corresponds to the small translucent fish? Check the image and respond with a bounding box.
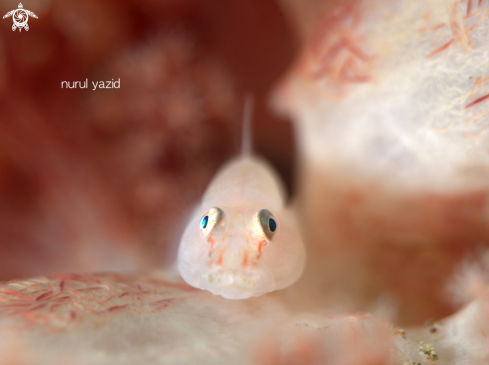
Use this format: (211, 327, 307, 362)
(177, 96, 306, 299)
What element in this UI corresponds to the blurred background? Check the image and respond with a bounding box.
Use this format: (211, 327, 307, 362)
(0, 0, 302, 279)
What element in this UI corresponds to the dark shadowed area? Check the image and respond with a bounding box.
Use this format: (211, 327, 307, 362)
(0, 0, 296, 280)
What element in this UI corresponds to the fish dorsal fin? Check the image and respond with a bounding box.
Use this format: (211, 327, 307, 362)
(241, 94, 253, 157)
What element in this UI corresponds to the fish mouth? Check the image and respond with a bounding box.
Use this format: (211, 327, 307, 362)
(199, 267, 276, 299)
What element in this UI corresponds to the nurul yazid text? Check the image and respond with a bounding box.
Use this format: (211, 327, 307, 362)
(61, 79, 120, 90)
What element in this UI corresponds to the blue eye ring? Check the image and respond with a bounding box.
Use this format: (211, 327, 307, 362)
(200, 207, 223, 237)
(201, 215, 209, 229)
(256, 209, 277, 240)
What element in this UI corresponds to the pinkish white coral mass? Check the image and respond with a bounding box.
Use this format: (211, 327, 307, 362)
(274, 0, 489, 324)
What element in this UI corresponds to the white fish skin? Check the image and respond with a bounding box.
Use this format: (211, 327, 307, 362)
(177, 154, 305, 299)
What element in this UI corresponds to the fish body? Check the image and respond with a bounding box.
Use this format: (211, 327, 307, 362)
(177, 155, 306, 299)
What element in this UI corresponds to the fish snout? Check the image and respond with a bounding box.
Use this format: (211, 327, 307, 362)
(199, 260, 276, 299)
(195, 213, 276, 298)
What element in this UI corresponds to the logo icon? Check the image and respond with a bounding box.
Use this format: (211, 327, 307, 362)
(3, 3, 37, 32)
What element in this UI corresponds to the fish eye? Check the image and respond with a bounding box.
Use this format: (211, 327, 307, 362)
(201, 215, 209, 229)
(269, 217, 277, 232)
(200, 207, 223, 237)
(256, 209, 277, 240)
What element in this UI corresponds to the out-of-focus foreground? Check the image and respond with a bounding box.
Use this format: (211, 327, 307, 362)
(0, 269, 488, 364)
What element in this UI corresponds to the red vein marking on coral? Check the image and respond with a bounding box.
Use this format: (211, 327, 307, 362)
(419, 23, 446, 33)
(101, 295, 116, 304)
(469, 76, 482, 99)
(0, 290, 34, 300)
(31, 289, 49, 295)
(50, 296, 71, 302)
(36, 290, 53, 302)
(5, 283, 25, 290)
(343, 37, 370, 62)
(465, 9, 487, 19)
(421, 12, 434, 24)
(314, 34, 371, 83)
(44, 292, 65, 301)
(18, 283, 45, 292)
(66, 288, 81, 298)
(75, 287, 105, 292)
(340, 58, 370, 83)
(22, 312, 43, 324)
(150, 299, 173, 307)
(59, 279, 65, 292)
(152, 305, 169, 312)
(427, 3, 488, 58)
(427, 39, 454, 58)
(70, 310, 77, 320)
(464, 109, 489, 125)
(1, 303, 32, 309)
(107, 304, 129, 312)
(216, 253, 223, 266)
(468, 13, 488, 31)
(318, 39, 343, 63)
(118, 292, 130, 298)
(464, 93, 489, 109)
(462, 131, 484, 140)
(30, 303, 49, 311)
(309, 2, 358, 56)
(467, 76, 489, 107)
(86, 308, 105, 316)
(150, 299, 174, 312)
(449, 1, 470, 49)
(50, 303, 61, 311)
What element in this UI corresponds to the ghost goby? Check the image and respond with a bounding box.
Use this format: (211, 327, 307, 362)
(177, 156, 306, 299)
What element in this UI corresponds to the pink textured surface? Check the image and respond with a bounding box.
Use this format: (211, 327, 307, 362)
(1, 270, 488, 364)
(0, 272, 395, 365)
(0, 273, 197, 328)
